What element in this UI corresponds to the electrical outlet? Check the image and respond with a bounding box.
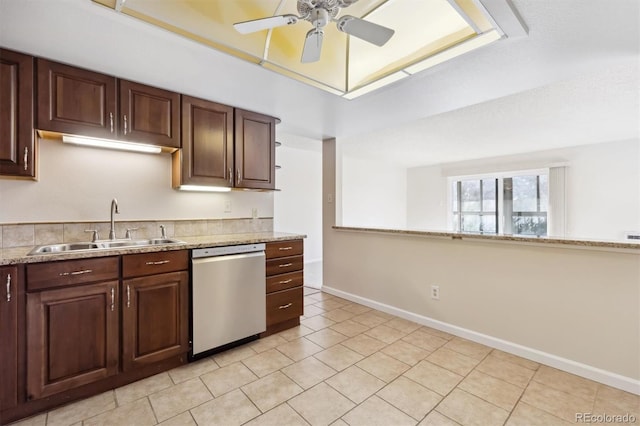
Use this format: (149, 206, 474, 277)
(224, 200, 232, 213)
(431, 285, 440, 300)
(251, 207, 258, 218)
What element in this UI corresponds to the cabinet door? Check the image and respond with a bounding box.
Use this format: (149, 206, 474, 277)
(0, 266, 18, 410)
(119, 80, 180, 148)
(176, 96, 233, 187)
(0, 49, 35, 178)
(122, 271, 188, 371)
(37, 59, 117, 139)
(234, 109, 276, 190)
(26, 281, 119, 400)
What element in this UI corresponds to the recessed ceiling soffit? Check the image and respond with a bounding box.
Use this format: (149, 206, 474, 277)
(93, 0, 516, 99)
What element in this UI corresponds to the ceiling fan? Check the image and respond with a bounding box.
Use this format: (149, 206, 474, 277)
(233, 0, 395, 63)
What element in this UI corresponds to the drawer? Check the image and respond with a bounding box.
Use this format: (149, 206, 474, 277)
(123, 250, 188, 278)
(266, 255, 303, 276)
(266, 271, 303, 294)
(27, 257, 119, 291)
(266, 240, 303, 259)
(266, 287, 303, 326)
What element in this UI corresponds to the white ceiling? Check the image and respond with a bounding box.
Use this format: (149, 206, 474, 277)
(0, 0, 638, 167)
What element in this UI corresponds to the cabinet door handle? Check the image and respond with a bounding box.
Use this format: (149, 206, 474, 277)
(145, 260, 170, 265)
(278, 247, 293, 251)
(278, 279, 293, 285)
(23, 147, 28, 171)
(110, 288, 115, 311)
(109, 112, 114, 133)
(126, 285, 131, 308)
(123, 114, 128, 135)
(278, 263, 293, 268)
(6, 273, 11, 302)
(278, 303, 293, 309)
(58, 269, 93, 277)
(228, 168, 233, 185)
(237, 168, 241, 184)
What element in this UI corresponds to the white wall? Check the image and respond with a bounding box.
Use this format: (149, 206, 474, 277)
(0, 139, 272, 223)
(406, 139, 640, 241)
(324, 138, 640, 392)
(341, 155, 407, 229)
(273, 135, 323, 286)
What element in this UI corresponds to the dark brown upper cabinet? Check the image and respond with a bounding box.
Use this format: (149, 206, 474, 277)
(173, 101, 276, 190)
(119, 80, 180, 149)
(0, 49, 35, 178)
(234, 109, 276, 190)
(37, 59, 180, 149)
(174, 95, 234, 188)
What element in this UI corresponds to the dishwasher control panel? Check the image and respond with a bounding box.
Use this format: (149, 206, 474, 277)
(192, 243, 265, 258)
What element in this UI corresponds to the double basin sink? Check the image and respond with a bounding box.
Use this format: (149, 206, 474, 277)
(28, 238, 184, 255)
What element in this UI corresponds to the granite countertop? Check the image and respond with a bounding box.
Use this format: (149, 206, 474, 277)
(333, 226, 640, 251)
(0, 232, 306, 265)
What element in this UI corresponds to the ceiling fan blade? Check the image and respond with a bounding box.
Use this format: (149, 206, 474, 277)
(301, 28, 324, 63)
(233, 14, 298, 34)
(336, 15, 395, 46)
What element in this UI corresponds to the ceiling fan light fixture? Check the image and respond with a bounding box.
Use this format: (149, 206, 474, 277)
(301, 28, 324, 63)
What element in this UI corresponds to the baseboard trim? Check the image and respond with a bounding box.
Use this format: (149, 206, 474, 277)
(322, 285, 640, 395)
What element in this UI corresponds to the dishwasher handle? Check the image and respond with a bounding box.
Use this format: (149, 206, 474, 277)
(192, 250, 265, 264)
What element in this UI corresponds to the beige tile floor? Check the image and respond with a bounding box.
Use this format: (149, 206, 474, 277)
(11, 288, 639, 426)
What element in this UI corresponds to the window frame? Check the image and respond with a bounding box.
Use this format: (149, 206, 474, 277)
(448, 168, 549, 236)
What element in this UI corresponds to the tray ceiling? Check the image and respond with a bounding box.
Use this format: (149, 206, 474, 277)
(92, 0, 504, 98)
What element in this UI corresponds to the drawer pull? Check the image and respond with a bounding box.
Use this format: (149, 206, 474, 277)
(145, 260, 170, 265)
(59, 269, 93, 276)
(278, 246, 293, 251)
(6, 273, 11, 302)
(278, 263, 293, 268)
(278, 279, 293, 285)
(278, 303, 293, 309)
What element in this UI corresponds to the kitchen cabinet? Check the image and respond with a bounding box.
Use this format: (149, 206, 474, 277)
(24, 251, 188, 401)
(121, 251, 189, 371)
(235, 109, 276, 190)
(0, 49, 35, 178)
(37, 59, 180, 148)
(0, 266, 19, 410)
(173, 95, 234, 187)
(262, 240, 304, 336)
(173, 101, 277, 190)
(25, 257, 120, 400)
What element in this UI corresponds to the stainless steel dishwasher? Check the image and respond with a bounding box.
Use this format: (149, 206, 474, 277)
(191, 243, 266, 358)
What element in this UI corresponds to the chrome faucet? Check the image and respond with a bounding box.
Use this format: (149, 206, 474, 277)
(109, 198, 119, 240)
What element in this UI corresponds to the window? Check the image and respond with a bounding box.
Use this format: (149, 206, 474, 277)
(451, 172, 549, 236)
(453, 179, 498, 233)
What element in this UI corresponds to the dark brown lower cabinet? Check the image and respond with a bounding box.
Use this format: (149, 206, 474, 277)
(262, 239, 304, 336)
(122, 271, 188, 371)
(26, 281, 119, 400)
(0, 266, 19, 411)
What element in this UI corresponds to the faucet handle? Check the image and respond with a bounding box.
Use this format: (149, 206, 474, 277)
(125, 227, 138, 239)
(84, 229, 99, 242)
(159, 224, 167, 239)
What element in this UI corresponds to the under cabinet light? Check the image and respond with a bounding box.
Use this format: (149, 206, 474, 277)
(61, 135, 162, 154)
(177, 185, 232, 193)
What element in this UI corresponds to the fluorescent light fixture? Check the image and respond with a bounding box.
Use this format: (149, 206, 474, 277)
(62, 134, 162, 154)
(343, 71, 408, 100)
(404, 30, 501, 74)
(177, 185, 232, 192)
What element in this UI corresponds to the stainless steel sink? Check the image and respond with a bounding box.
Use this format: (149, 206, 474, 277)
(28, 238, 185, 255)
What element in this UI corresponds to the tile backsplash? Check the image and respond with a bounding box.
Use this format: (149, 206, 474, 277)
(0, 218, 273, 249)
